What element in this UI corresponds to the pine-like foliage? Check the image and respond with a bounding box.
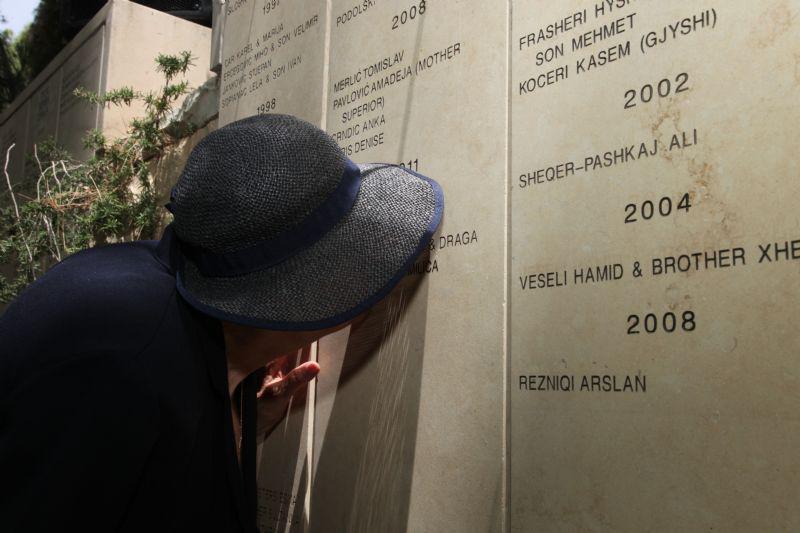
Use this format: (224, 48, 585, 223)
(1, 51, 195, 302)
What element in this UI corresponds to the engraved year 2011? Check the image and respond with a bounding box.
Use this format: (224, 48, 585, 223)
(392, 1, 426, 30)
(627, 311, 696, 335)
(624, 73, 689, 109)
(398, 158, 419, 172)
(262, 0, 279, 15)
(257, 98, 277, 114)
(625, 193, 691, 224)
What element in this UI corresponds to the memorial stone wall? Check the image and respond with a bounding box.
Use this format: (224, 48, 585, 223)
(220, 1, 800, 531)
(0, 0, 211, 181)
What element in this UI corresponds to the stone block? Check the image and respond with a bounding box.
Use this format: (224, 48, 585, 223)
(510, 1, 800, 530)
(216, 1, 800, 530)
(219, 0, 328, 126)
(0, 0, 212, 181)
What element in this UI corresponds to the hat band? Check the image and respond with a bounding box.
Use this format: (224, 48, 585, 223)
(180, 159, 362, 277)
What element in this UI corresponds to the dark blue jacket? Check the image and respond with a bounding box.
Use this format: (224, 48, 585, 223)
(0, 230, 256, 532)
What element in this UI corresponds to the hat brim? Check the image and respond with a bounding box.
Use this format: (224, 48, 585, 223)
(175, 164, 443, 331)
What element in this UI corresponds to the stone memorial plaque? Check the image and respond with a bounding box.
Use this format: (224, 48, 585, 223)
(510, 1, 800, 530)
(0, 103, 30, 187)
(220, 2, 330, 529)
(311, 2, 507, 531)
(58, 27, 104, 160)
(25, 71, 62, 174)
(219, 0, 328, 126)
(256, 346, 314, 533)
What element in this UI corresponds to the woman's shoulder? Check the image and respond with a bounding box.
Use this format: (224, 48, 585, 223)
(0, 241, 179, 398)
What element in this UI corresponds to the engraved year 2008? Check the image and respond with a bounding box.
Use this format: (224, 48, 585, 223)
(392, 1, 426, 30)
(624, 73, 689, 110)
(627, 311, 696, 335)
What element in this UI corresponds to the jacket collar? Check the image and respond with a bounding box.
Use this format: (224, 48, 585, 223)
(155, 224, 180, 274)
(156, 225, 228, 398)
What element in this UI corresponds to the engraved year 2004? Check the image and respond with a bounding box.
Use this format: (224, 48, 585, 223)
(625, 193, 691, 224)
(624, 73, 689, 110)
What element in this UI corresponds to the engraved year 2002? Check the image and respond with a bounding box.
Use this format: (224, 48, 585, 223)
(624, 73, 689, 110)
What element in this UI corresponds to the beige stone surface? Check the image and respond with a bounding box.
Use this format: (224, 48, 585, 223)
(510, 1, 800, 531)
(256, 346, 315, 533)
(24, 70, 62, 172)
(313, 2, 507, 531)
(57, 26, 104, 159)
(102, 0, 213, 140)
(219, 0, 328, 126)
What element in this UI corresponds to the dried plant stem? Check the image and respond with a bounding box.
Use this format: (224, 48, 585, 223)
(4, 144, 21, 219)
(42, 215, 61, 261)
(3, 144, 36, 278)
(50, 161, 62, 192)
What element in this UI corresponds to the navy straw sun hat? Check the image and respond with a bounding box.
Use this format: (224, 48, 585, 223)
(168, 114, 444, 331)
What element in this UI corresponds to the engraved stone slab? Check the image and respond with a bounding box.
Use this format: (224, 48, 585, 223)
(312, 2, 507, 531)
(255, 348, 313, 533)
(57, 27, 104, 160)
(510, 1, 800, 530)
(219, 0, 328, 126)
(25, 71, 62, 171)
(219, 3, 330, 529)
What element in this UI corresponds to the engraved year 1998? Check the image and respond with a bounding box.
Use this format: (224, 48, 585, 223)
(257, 98, 277, 114)
(627, 311, 696, 335)
(392, 1, 426, 30)
(624, 73, 689, 110)
(625, 193, 691, 224)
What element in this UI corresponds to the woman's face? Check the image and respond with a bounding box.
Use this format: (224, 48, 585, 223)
(222, 311, 368, 362)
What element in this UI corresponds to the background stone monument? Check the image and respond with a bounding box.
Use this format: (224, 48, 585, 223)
(0, 0, 211, 179)
(219, 1, 800, 531)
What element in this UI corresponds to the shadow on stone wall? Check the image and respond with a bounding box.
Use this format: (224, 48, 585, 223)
(150, 75, 221, 237)
(149, 118, 218, 237)
(251, 263, 433, 533)
(308, 265, 432, 533)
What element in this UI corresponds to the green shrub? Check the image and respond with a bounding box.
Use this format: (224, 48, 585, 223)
(0, 51, 195, 303)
